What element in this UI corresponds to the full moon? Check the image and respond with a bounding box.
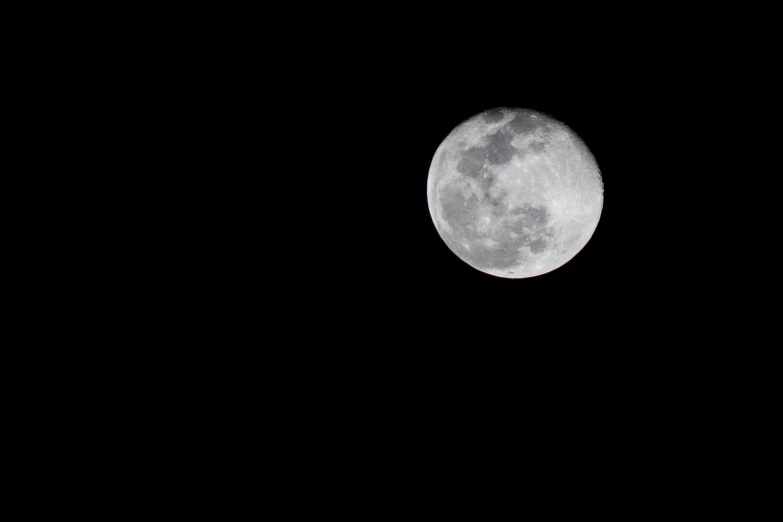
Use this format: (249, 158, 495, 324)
(427, 108, 603, 278)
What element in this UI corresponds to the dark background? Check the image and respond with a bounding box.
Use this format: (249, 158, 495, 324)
(18, 7, 776, 471)
(8, 6, 777, 485)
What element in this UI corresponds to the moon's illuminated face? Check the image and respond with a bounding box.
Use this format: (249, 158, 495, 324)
(427, 108, 603, 278)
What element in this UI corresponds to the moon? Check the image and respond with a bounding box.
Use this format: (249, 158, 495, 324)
(427, 108, 603, 278)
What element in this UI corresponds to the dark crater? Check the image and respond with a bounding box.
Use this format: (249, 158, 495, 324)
(457, 128, 518, 177)
(485, 130, 516, 165)
(456, 146, 485, 177)
(528, 238, 548, 254)
(479, 246, 527, 270)
(487, 186, 509, 214)
(508, 113, 539, 134)
(483, 110, 504, 124)
(479, 173, 494, 193)
(439, 187, 481, 241)
(511, 204, 549, 228)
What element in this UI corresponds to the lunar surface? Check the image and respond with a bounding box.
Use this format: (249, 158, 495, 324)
(427, 108, 603, 278)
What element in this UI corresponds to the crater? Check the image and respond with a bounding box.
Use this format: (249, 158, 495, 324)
(476, 245, 527, 270)
(528, 238, 548, 254)
(508, 113, 539, 134)
(485, 130, 516, 164)
(479, 173, 494, 193)
(511, 204, 549, 228)
(439, 185, 482, 240)
(483, 109, 504, 123)
(456, 147, 485, 177)
(489, 190, 509, 215)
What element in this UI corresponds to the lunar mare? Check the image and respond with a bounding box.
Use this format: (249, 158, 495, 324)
(427, 108, 603, 278)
